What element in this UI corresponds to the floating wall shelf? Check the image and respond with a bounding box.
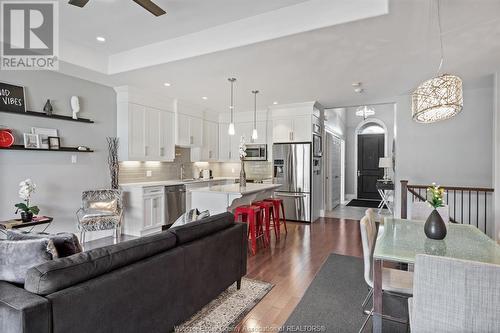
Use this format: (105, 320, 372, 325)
(0, 109, 94, 123)
(0, 145, 94, 153)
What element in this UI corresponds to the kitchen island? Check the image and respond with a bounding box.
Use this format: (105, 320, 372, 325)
(190, 183, 282, 215)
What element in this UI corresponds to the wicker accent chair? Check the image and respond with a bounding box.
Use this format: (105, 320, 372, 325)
(76, 189, 123, 245)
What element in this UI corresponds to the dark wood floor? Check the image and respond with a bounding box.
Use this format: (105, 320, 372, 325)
(85, 217, 363, 331)
(234, 217, 363, 331)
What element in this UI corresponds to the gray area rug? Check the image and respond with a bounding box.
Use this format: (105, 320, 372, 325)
(175, 278, 273, 333)
(283, 254, 408, 333)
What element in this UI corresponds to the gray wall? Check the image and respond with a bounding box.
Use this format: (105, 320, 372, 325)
(345, 103, 395, 196)
(0, 71, 116, 241)
(394, 75, 495, 235)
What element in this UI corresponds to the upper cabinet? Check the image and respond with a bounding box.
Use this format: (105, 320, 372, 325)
(270, 102, 324, 143)
(176, 113, 203, 147)
(203, 120, 218, 161)
(117, 102, 175, 161)
(272, 115, 312, 142)
(116, 86, 175, 161)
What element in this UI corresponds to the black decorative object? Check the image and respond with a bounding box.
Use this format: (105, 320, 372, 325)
(20, 211, 33, 223)
(107, 137, 119, 189)
(43, 99, 53, 116)
(0, 81, 26, 113)
(424, 209, 447, 240)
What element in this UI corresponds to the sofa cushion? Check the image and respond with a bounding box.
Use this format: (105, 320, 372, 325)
(7, 230, 82, 258)
(24, 230, 176, 295)
(0, 239, 57, 284)
(170, 212, 234, 245)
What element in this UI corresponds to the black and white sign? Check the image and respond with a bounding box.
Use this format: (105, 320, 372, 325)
(0, 82, 26, 113)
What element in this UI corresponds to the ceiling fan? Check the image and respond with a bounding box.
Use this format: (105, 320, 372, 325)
(68, 0, 166, 17)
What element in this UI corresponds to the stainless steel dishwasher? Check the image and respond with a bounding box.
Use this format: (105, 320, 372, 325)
(165, 185, 186, 225)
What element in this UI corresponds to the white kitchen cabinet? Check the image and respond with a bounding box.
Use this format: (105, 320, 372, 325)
(190, 116, 203, 146)
(176, 113, 191, 146)
(128, 104, 146, 159)
(203, 120, 218, 161)
(218, 124, 232, 161)
(118, 103, 175, 161)
(272, 118, 293, 142)
(272, 116, 311, 143)
(292, 115, 313, 142)
(122, 186, 165, 237)
(176, 113, 203, 147)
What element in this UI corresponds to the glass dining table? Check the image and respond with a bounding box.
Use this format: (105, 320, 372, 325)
(372, 217, 500, 333)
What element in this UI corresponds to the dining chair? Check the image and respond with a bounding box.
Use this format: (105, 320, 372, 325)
(408, 254, 500, 332)
(359, 213, 413, 332)
(409, 202, 449, 223)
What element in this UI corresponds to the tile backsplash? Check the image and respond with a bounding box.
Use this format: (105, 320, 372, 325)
(119, 147, 272, 184)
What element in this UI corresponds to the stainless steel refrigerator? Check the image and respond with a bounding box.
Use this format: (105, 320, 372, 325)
(272, 143, 312, 222)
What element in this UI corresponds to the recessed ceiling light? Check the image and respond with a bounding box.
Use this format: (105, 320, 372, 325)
(163, 82, 171, 87)
(273, 101, 278, 105)
(96, 36, 106, 43)
(202, 96, 208, 100)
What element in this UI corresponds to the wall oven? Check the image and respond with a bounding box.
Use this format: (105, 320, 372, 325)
(244, 144, 267, 161)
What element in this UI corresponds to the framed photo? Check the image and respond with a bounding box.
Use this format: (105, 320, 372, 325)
(0, 81, 26, 113)
(31, 127, 58, 149)
(48, 136, 60, 150)
(23, 133, 40, 149)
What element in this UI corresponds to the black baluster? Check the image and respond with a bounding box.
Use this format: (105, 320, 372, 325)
(453, 190, 456, 222)
(469, 190, 471, 225)
(476, 191, 479, 228)
(484, 191, 487, 233)
(461, 191, 463, 224)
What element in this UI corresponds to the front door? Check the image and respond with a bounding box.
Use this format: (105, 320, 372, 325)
(357, 134, 384, 199)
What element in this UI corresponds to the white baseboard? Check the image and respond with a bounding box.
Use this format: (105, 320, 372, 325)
(345, 193, 356, 202)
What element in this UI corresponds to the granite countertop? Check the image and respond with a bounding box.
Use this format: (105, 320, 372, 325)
(119, 177, 238, 188)
(189, 183, 282, 195)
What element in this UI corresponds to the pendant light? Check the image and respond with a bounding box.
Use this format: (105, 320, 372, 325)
(411, 0, 463, 123)
(251, 90, 259, 141)
(228, 78, 236, 135)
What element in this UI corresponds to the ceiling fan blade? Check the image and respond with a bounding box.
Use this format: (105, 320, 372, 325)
(133, 0, 166, 16)
(68, 0, 90, 8)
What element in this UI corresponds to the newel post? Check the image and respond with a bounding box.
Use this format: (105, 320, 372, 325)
(401, 180, 408, 219)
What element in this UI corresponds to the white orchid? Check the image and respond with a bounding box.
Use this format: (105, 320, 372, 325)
(239, 136, 247, 160)
(15, 178, 40, 216)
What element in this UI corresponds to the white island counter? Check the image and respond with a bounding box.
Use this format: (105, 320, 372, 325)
(190, 183, 282, 215)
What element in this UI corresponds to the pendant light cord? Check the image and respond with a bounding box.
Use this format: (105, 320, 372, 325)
(436, 0, 444, 74)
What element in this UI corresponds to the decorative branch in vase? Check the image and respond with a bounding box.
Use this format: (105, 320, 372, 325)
(107, 137, 119, 189)
(239, 136, 247, 188)
(424, 183, 447, 240)
(14, 179, 40, 222)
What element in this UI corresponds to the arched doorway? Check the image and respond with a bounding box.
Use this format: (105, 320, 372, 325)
(354, 119, 387, 200)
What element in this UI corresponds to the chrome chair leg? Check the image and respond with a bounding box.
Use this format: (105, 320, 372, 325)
(80, 231, 86, 250)
(361, 288, 373, 313)
(359, 309, 373, 333)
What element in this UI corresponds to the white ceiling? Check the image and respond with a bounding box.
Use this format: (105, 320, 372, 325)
(61, 0, 309, 55)
(58, 0, 500, 114)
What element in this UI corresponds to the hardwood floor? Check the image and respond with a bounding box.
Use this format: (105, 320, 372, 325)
(234, 217, 363, 332)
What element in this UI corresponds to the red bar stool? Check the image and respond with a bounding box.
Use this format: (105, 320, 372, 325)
(253, 201, 275, 242)
(264, 198, 287, 239)
(234, 205, 266, 255)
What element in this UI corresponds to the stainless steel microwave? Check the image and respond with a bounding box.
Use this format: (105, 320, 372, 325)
(244, 144, 267, 161)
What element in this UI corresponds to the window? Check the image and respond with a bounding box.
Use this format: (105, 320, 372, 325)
(358, 123, 385, 134)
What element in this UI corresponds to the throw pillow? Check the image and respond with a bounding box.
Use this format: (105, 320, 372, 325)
(0, 238, 57, 284)
(171, 209, 211, 228)
(7, 230, 83, 257)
